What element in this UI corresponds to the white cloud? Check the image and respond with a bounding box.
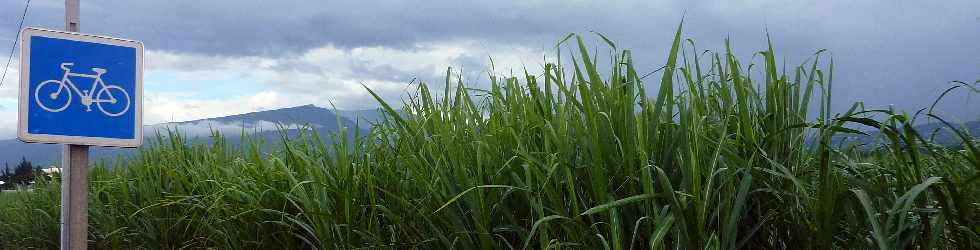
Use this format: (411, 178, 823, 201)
(0, 61, 19, 138)
(144, 90, 292, 124)
(0, 63, 17, 99)
(142, 40, 545, 124)
(146, 120, 319, 138)
(0, 109, 15, 138)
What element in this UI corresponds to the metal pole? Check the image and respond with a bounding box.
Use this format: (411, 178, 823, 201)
(66, 0, 79, 32)
(61, 145, 88, 250)
(62, 2, 86, 250)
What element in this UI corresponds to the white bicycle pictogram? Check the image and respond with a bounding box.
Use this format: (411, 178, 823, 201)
(34, 62, 131, 117)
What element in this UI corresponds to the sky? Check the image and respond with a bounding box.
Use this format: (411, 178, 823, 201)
(0, 0, 978, 139)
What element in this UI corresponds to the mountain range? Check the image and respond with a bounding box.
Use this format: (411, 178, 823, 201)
(0, 105, 385, 167)
(831, 120, 980, 149)
(1, 104, 976, 167)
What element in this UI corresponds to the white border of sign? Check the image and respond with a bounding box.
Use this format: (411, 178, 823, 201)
(17, 27, 144, 148)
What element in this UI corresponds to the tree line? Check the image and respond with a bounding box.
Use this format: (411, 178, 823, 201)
(0, 157, 44, 190)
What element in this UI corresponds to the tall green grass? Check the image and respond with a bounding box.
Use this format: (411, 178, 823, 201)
(1, 24, 978, 249)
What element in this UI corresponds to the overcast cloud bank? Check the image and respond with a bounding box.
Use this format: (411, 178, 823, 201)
(0, 0, 978, 139)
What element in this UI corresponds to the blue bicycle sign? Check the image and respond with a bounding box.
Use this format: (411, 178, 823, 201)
(35, 62, 131, 116)
(17, 27, 144, 147)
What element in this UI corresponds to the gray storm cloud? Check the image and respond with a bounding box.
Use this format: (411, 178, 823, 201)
(0, 0, 977, 121)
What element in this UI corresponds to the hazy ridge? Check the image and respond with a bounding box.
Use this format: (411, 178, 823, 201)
(0, 105, 381, 166)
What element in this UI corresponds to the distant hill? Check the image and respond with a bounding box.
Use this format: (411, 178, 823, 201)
(832, 120, 980, 149)
(335, 109, 390, 129)
(0, 105, 386, 167)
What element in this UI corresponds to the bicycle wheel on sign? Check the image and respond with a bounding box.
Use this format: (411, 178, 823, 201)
(34, 80, 72, 112)
(96, 85, 131, 117)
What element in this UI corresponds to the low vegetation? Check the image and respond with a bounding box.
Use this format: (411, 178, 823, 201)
(1, 24, 978, 249)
